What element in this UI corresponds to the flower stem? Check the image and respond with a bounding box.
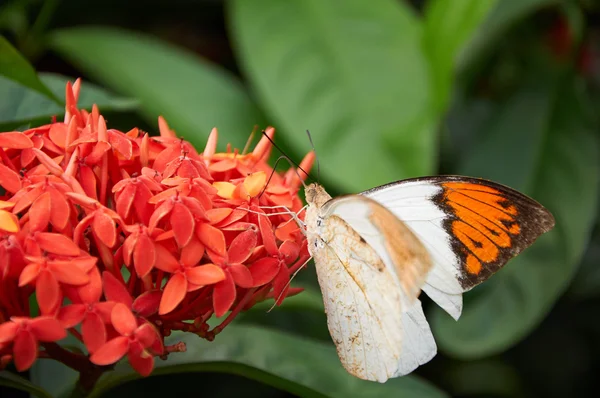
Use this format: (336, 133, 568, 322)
(42, 343, 111, 396)
(211, 288, 256, 336)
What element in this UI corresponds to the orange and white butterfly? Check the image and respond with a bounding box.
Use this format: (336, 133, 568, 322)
(302, 176, 555, 383)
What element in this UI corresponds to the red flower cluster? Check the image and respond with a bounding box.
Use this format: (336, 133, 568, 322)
(0, 79, 312, 378)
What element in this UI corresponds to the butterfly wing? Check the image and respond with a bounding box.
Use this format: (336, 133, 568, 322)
(311, 195, 436, 381)
(362, 175, 556, 320)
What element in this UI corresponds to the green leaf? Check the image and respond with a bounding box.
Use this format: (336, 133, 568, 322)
(48, 27, 265, 151)
(30, 334, 81, 398)
(229, 0, 436, 192)
(568, 234, 600, 301)
(238, 286, 331, 342)
(431, 72, 600, 358)
(423, 0, 497, 112)
(91, 325, 447, 398)
(0, 371, 53, 398)
(441, 358, 523, 397)
(0, 36, 59, 103)
(458, 0, 560, 71)
(0, 73, 138, 129)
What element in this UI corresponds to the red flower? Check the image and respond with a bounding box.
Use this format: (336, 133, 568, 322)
(90, 303, 158, 376)
(0, 79, 311, 384)
(155, 239, 226, 315)
(0, 316, 66, 371)
(19, 254, 95, 315)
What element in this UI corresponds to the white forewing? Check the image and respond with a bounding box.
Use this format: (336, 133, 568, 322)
(362, 180, 465, 319)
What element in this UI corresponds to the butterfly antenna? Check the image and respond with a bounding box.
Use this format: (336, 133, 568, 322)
(305, 130, 320, 183)
(266, 256, 313, 313)
(258, 155, 309, 200)
(260, 130, 315, 182)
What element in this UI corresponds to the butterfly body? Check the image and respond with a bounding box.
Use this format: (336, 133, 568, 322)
(301, 176, 555, 383)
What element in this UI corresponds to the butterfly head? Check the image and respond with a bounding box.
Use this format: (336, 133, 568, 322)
(305, 183, 331, 208)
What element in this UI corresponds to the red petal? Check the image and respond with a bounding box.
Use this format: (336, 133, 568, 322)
(275, 219, 301, 242)
(279, 240, 300, 264)
(273, 266, 290, 305)
(148, 200, 174, 231)
(90, 336, 129, 365)
(186, 264, 225, 286)
(111, 303, 137, 336)
(180, 196, 207, 221)
(36, 270, 60, 315)
(132, 291, 161, 317)
(48, 188, 70, 230)
(228, 264, 253, 288)
(0, 131, 34, 149)
(134, 323, 158, 348)
(48, 123, 67, 148)
(79, 165, 97, 200)
(32, 147, 63, 176)
(92, 212, 117, 248)
(209, 158, 236, 172)
(133, 234, 156, 278)
(49, 261, 90, 285)
(13, 330, 37, 371)
(258, 216, 278, 256)
(36, 233, 80, 256)
(82, 312, 107, 353)
(18, 262, 41, 287)
(206, 208, 232, 224)
(0, 163, 21, 194)
(180, 237, 204, 267)
(95, 301, 116, 323)
(102, 271, 134, 308)
(212, 272, 236, 317)
(249, 257, 280, 287)
(29, 192, 51, 232)
(85, 141, 111, 165)
(116, 183, 137, 219)
(227, 229, 257, 264)
(28, 316, 66, 342)
(153, 244, 179, 273)
(78, 267, 102, 303)
(108, 130, 133, 159)
(158, 273, 187, 315)
(170, 202, 194, 247)
(196, 223, 226, 258)
(122, 233, 136, 267)
(0, 322, 19, 343)
(127, 343, 154, 376)
(57, 304, 86, 328)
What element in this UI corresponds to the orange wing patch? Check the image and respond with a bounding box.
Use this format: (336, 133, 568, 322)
(437, 179, 555, 288)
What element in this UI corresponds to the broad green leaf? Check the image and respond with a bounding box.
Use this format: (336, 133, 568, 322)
(229, 0, 436, 192)
(0, 36, 59, 102)
(49, 27, 265, 151)
(423, 0, 497, 112)
(441, 358, 523, 397)
(0, 73, 138, 128)
(431, 72, 600, 358)
(238, 286, 331, 342)
(0, 370, 53, 398)
(90, 325, 447, 398)
(458, 0, 559, 72)
(568, 234, 600, 301)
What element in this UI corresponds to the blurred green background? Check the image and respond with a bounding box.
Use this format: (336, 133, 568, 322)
(1, 0, 600, 397)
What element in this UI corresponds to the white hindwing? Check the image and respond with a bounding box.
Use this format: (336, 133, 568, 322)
(309, 195, 436, 382)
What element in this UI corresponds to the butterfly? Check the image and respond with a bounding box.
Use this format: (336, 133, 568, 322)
(302, 175, 555, 383)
